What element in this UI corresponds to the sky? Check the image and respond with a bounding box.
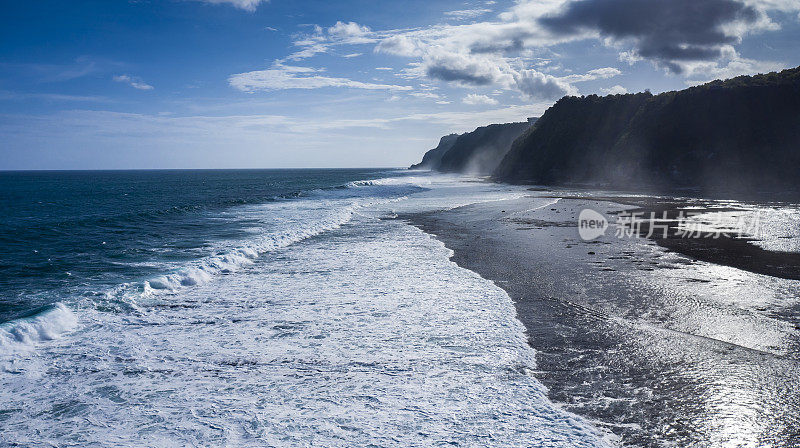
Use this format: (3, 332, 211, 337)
(1, 0, 799, 170)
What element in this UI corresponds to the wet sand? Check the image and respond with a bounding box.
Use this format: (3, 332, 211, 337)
(402, 193, 800, 447)
(545, 194, 800, 280)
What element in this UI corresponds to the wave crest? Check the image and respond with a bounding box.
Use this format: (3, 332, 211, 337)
(141, 198, 379, 294)
(0, 303, 78, 355)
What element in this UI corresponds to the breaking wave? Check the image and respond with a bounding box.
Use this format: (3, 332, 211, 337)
(0, 177, 417, 353)
(0, 303, 77, 355)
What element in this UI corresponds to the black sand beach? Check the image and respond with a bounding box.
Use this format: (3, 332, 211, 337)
(404, 192, 800, 447)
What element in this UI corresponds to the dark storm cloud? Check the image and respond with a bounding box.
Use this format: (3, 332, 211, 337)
(426, 65, 496, 84)
(469, 37, 527, 54)
(539, 0, 760, 72)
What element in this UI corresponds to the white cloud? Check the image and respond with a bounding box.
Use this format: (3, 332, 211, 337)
(229, 63, 412, 92)
(0, 91, 110, 102)
(368, 1, 593, 97)
(463, 93, 499, 105)
(618, 51, 643, 66)
(196, 0, 268, 12)
(328, 21, 373, 43)
(375, 67, 394, 71)
(743, 0, 800, 11)
(283, 21, 378, 61)
(113, 75, 154, 91)
(373, 0, 789, 88)
(681, 51, 786, 84)
(561, 67, 622, 83)
(343, 53, 363, 58)
(444, 9, 492, 20)
(285, 43, 330, 61)
(291, 14, 613, 100)
(513, 69, 576, 99)
(292, 104, 550, 132)
(15, 104, 549, 136)
(600, 85, 628, 95)
(240, 0, 791, 101)
(375, 35, 423, 57)
(285, 14, 617, 100)
(410, 91, 443, 99)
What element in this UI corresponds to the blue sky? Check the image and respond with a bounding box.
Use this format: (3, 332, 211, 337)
(2, 0, 799, 169)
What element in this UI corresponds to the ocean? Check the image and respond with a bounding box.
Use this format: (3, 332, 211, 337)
(0, 170, 610, 447)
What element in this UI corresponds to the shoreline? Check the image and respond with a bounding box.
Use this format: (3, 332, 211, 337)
(541, 194, 800, 281)
(401, 192, 800, 447)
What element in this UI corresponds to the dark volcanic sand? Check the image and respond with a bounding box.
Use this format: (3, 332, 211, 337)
(549, 195, 800, 281)
(403, 194, 800, 448)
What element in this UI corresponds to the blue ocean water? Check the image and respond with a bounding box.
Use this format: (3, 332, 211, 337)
(0, 169, 407, 324)
(0, 169, 611, 447)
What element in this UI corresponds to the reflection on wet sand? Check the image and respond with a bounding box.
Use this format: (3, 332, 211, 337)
(406, 190, 800, 447)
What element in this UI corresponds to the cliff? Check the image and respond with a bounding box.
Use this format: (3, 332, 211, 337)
(437, 119, 536, 174)
(493, 67, 800, 193)
(410, 119, 536, 174)
(409, 134, 461, 170)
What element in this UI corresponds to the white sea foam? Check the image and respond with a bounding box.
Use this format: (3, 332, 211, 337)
(2, 180, 412, 352)
(0, 303, 77, 355)
(142, 195, 401, 294)
(0, 202, 610, 447)
(0, 174, 611, 446)
(347, 173, 489, 189)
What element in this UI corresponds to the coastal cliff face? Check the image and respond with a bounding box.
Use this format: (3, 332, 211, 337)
(437, 120, 535, 174)
(409, 134, 461, 170)
(494, 67, 800, 193)
(412, 67, 800, 194)
(409, 119, 536, 174)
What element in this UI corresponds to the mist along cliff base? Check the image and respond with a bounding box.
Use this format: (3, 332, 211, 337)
(413, 66, 800, 197)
